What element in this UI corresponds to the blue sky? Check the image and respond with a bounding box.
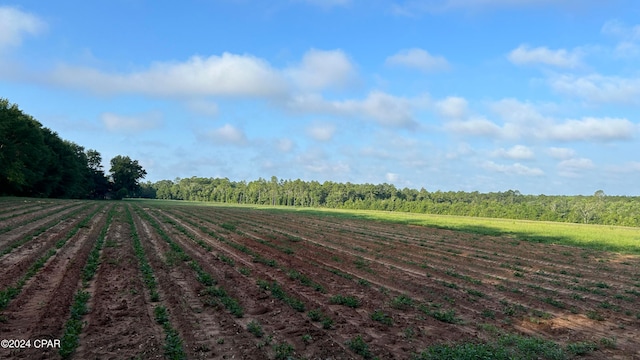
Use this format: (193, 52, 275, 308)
(1, 0, 639, 195)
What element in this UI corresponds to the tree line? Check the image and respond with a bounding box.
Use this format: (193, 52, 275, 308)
(0, 99, 146, 199)
(146, 177, 640, 227)
(3, 98, 638, 226)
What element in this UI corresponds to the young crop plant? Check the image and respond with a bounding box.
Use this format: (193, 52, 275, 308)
(416, 334, 575, 360)
(273, 341, 295, 360)
(307, 308, 334, 329)
(152, 305, 187, 360)
(418, 303, 460, 324)
(126, 207, 160, 301)
(566, 341, 598, 356)
(330, 294, 360, 308)
(260, 280, 306, 312)
(391, 294, 414, 310)
(247, 320, 264, 338)
(346, 335, 372, 359)
(3, 206, 104, 310)
(59, 291, 91, 358)
(370, 309, 393, 325)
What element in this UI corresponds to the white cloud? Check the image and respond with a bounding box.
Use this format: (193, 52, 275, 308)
(544, 117, 636, 141)
(547, 147, 576, 160)
(0, 6, 46, 49)
(483, 161, 544, 176)
(185, 99, 219, 117)
(488, 98, 637, 142)
(294, 148, 350, 174)
(445, 142, 475, 160)
(490, 98, 548, 124)
(493, 145, 534, 160)
(276, 138, 294, 152)
(435, 96, 468, 119)
(508, 45, 582, 68)
(385, 172, 399, 182)
(445, 116, 503, 137)
(307, 123, 336, 141)
(288, 91, 429, 128)
(549, 74, 640, 104)
(203, 124, 247, 145)
(386, 48, 450, 72)
(49, 53, 288, 98)
(557, 157, 595, 177)
(286, 49, 357, 91)
(101, 111, 163, 133)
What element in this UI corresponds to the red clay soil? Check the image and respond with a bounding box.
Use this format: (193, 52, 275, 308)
(0, 205, 107, 359)
(75, 206, 165, 359)
(0, 199, 638, 359)
(162, 205, 640, 359)
(0, 205, 98, 291)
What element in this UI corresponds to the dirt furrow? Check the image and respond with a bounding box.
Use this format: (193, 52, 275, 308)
(0, 205, 98, 290)
(75, 206, 164, 359)
(0, 203, 85, 248)
(132, 208, 265, 359)
(0, 205, 107, 359)
(151, 207, 367, 358)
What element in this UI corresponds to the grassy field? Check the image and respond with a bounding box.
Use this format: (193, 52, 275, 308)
(132, 199, 640, 255)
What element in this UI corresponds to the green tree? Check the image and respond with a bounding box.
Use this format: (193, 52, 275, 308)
(109, 155, 147, 199)
(86, 149, 109, 199)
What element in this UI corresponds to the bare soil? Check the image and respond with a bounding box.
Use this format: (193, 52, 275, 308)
(0, 200, 638, 359)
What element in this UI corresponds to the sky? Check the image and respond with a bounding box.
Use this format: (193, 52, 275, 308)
(1, 0, 639, 195)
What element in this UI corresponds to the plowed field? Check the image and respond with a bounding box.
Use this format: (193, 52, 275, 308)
(1, 198, 639, 359)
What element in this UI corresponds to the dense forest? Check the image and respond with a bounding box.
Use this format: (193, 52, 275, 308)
(0, 99, 145, 199)
(146, 177, 640, 227)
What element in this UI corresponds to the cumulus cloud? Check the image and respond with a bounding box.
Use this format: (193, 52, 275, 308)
(486, 98, 637, 142)
(549, 74, 640, 104)
(49, 53, 288, 98)
(386, 48, 450, 72)
(544, 117, 636, 141)
(0, 6, 46, 50)
(482, 161, 544, 176)
(307, 122, 336, 141)
(101, 111, 163, 133)
(286, 49, 357, 91)
(435, 96, 468, 119)
(202, 124, 247, 145)
(287, 91, 429, 128)
(490, 98, 548, 124)
(185, 99, 219, 117)
(493, 145, 534, 160)
(444, 117, 503, 137)
(508, 45, 582, 68)
(557, 158, 595, 177)
(547, 147, 576, 160)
